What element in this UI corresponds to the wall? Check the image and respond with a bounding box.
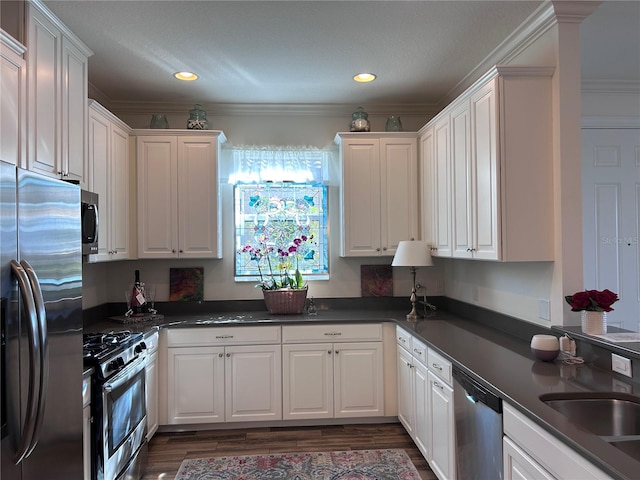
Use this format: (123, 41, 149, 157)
(82, 110, 445, 309)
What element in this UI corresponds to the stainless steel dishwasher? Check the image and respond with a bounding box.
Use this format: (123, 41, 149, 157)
(452, 366, 503, 480)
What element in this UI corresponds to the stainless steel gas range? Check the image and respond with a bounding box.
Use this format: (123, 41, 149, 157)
(83, 331, 148, 480)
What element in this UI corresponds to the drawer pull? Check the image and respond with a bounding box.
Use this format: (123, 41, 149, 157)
(432, 363, 443, 371)
(413, 348, 423, 355)
(398, 337, 406, 343)
(215, 335, 234, 339)
(324, 332, 342, 336)
(434, 381, 443, 390)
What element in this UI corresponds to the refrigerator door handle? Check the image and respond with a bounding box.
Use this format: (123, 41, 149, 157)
(21, 260, 49, 457)
(10, 260, 43, 465)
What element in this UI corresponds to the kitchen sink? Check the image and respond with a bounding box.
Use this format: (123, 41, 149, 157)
(540, 392, 640, 438)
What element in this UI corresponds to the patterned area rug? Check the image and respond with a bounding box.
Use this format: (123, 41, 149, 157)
(175, 448, 421, 479)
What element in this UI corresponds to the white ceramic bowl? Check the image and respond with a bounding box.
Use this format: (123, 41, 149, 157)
(530, 334, 560, 362)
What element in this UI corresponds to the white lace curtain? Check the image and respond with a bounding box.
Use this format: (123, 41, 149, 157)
(227, 145, 333, 184)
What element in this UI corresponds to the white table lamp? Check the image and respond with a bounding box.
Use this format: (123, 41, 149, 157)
(392, 240, 433, 320)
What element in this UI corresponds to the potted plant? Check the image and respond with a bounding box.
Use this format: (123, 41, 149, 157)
(240, 234, 314, 314)
(565, 289, 619, 335)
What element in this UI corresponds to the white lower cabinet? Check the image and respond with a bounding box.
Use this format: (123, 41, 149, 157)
(504, 436, 554, 480)
(396, 326, 455, 480)
(282, 324, 384, 420)
(166, 327, 282, 424)
(428, 369, 455, 480)
(396, 343, 430, 459)
(503, 402, 614, 480)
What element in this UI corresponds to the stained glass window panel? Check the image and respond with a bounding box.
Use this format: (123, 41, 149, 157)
(235, 183, 329, 280)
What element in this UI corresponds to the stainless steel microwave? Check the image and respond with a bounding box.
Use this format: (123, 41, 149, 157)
(81, 190, 99, 255)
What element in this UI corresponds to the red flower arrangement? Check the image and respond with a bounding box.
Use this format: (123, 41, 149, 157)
(565, 289, 619, 312)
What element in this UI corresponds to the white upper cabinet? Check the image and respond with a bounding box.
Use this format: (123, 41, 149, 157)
(1, 31, 26, 167)
(419, 65, 554, 261)
(336, 133, 419, 257)
(134, 130, 226, 259)
(87, 101, 132, 262)
(26, 1, 91, 186)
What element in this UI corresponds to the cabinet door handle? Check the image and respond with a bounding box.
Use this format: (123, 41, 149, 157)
(413, 348, 422, 355)
(218, 353, 223, 358)
(226, 353, 231, 357)
(382, 247, 387, 251)
(324, 332, 341, 336)
(432, 363, 443, 371)
(335, 350, 339, 354)
(215, 335, 234, 339)
(398, 337, 406, 343)
(328, 350, 332, 354)
(434, 381, 443, 390)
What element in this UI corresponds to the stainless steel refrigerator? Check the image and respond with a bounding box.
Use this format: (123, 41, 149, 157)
(1, 160, 83, 480)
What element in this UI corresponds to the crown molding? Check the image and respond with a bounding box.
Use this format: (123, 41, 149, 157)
(581, 80, 640, 94)
(438, 2, 558, 108)
(582, 116, 640, 129)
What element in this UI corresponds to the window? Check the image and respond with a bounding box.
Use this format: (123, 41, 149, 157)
(232, 146, 331, 282)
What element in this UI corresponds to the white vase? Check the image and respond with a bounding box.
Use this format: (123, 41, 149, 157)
(581, 311, 607, 335)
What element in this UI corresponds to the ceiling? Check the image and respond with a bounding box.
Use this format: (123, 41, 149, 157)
(43, 0, 639, 110)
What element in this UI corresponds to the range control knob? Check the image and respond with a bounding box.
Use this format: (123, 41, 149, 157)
(134, 341, 148, 354)
(107, 357, 124, 372)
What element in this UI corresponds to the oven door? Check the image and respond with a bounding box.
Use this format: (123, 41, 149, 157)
(100, 355, 147, 480)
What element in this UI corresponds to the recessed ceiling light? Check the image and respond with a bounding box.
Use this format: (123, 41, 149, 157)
(174, 71, 199, 81)
(353, 73, 376, 83)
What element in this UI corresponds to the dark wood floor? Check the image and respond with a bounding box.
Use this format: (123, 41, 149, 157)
(142, 422, 437, 479)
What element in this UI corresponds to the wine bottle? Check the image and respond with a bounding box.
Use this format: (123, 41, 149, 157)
(130, 270, 147, 316)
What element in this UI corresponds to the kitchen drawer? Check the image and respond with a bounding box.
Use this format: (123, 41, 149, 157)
(428, 347, 452, 385)
(167, 326, 281, 347)
(411, 336, 428, 365)
(282, 323, 382, 343)
(395, 325, 412, 351)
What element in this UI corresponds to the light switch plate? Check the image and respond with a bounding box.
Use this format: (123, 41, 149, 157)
(612, 353, 633, 378)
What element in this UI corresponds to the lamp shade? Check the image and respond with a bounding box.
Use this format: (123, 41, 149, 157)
(391, 240, 433, 267)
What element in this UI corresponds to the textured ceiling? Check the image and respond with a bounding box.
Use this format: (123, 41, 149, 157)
(42, 0, 639, 109)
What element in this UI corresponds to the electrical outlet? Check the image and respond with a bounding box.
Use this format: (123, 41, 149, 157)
(612, 353, 633, 378)
(538, 299, 550, 320)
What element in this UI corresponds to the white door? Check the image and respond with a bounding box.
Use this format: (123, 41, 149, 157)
(503, 436, 555, 480)
(341, 139, 382, 256)
(433, 115, 452, 257)
(225, 344, 282, 422)
(334, 342, 384, 418)
(428, 370, 455, 480)
(582, 128, 640, 331)
(167, 346, 225, 424)
(137, 136, 178, 258)
(282, 343, 333, 420)
(177, 137, 220, 258)
(380, 137, 418, 254)
(109, 124, 130, 260)
(414, 360, 430, 460)
(396, 346, 414, 436)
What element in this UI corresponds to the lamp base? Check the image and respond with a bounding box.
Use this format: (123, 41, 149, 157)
(406, 306, 422, 322)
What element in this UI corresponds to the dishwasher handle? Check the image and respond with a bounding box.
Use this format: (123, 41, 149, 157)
(453, 367, 502, 414)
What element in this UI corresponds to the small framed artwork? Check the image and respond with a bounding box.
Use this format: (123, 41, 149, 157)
(170, 267, 204, 301)
(361, 265, 393, 297)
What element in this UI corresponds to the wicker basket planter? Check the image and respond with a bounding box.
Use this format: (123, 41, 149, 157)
(262, 287, 308, 315)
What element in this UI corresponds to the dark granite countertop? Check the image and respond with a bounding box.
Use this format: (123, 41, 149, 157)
(84, 307, 637, 479)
